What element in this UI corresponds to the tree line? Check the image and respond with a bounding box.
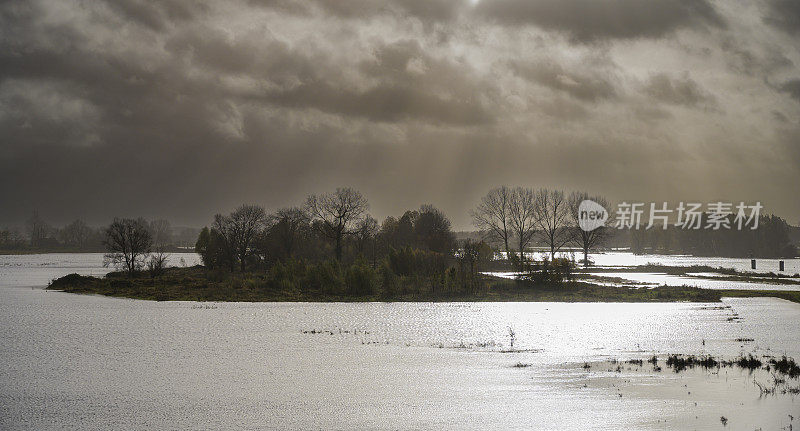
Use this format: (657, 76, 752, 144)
(8, 186, 796, 294)
(473, 187, 797, 262)
(191, 187, 495, 296)
(472, 187, 613, 267)
(0, 211, 198, 252)
(624, 213, 797, 258)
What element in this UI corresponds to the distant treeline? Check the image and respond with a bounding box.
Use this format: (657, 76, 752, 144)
(606, 214, 798, 258)
(4, 188, 797, 264)
(0, 211, 199, 253)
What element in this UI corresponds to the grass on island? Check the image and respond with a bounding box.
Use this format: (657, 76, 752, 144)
(47, 265, 733, 303)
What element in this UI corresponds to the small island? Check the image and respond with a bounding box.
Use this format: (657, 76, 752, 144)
(46, 187, 799, 304)
(48, 265, 800, 304)
(47, 265, 723, 302)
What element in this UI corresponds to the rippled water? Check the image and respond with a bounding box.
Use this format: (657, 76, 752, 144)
(1, 254, 799, 430)
(0, 253, 202, 288)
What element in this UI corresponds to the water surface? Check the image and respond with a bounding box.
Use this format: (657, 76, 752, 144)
(1, 253, 798, 430)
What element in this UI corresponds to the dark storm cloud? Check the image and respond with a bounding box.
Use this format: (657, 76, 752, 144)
(642, 73, 716, 108)
(721, 45, 793, 77)
(246, 39, 496, 125)
(164, 24, 319, 81)
(101, 0, 201, 30)
(249, 0, 467, 21)
(258, 81, 494, 125)
(763, 0, 800, 35)
(509, 60, 618, 102)
(0, 0, 798, 228)
(475, 0, 725, 42)
(778, 79, 800, 103)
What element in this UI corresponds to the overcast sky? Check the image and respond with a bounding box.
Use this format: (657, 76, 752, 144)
(1, 0, 799, 229)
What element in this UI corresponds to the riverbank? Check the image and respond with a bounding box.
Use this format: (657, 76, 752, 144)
(44, 265, 781, 303)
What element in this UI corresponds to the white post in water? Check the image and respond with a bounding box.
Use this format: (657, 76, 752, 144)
(751, 259, 756, 270)
(779, 261, 785, 272)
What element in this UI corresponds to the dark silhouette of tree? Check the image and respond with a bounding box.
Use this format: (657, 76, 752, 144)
(379, 216, 400, 250)
(195, 227, 212, 265)
(534, 188, 570, 260)
(382, 210, 417, 249)
(149, 219, 172, 247)
(472, 186, 512, 258)
(196, 226, 233, 270)
(306, 187, 369, 261)
(213, 214, 238, 272)
(268, 207, 310, 260)
(147, 219, 172, 277)
(103, 217, 152, 277)
(0, 228, 26, 249)
(456, 239, 492, 293)
(355, 215, 379, 256)
(625, 213, 796, 258)
(568, 191, 613, 268)
(508, 187, 538, 263)
(414, 204, 455, 254)
(61, 219, 92, 249)
(26, 210, 50, 247)
(214, 205, 266, 272)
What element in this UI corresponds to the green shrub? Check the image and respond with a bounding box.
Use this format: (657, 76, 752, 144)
(519, 257, 575, 285)
(379, 261, 397, 298)
(388, 246, 415, 276)
(345, 260, 378, 296)
(48, 273, 100, 290)
(110, 278, 132, 289)
(304, 260, 344, 294)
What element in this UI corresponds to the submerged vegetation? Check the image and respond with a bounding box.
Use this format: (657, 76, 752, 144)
(649, 353, 800, 379)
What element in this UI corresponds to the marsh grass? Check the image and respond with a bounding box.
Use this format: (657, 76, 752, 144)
(659, 353, 800, 379)
(47, 267, 734, 303)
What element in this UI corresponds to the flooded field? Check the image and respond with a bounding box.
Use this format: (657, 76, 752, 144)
(1, 253, 798, 429)
(501, 250, 800, 274)
(492, 250, 800, 291)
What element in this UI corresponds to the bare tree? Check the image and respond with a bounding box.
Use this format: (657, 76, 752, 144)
(568, 192, 613, 268)
(148, 219, 172, 277)
(354, 215, 380, 268)
(471, 186, 512, 259)
(534, 188, 571, 260)
(61, 219, 92, 249)
(149, 219, 172, 247)
(0, 227, 26, 249)
(146, 250, 170, 277)
(508, 187, 538, 263)
(104, 217, 153, 277)
(355, 215, 379, 254)
(26, 210, 50, 247)
(306, 187, 369, 261)
(216, 205, 266, 272)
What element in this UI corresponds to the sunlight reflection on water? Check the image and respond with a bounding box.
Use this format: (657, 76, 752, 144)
(1, 253, 799, 429)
